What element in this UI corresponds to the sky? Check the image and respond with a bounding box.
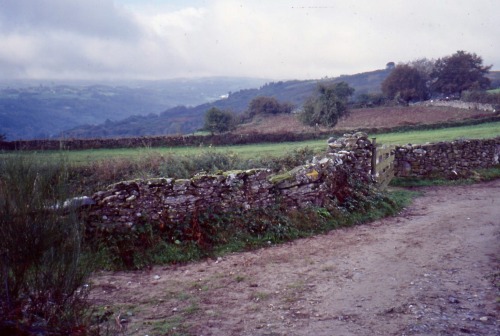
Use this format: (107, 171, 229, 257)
(0, 0, 498, 81)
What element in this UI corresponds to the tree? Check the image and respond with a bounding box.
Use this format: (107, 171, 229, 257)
(386, 62, 395, 70)
(409, 58, 435, 81)
(299, 82, 354, 127)
(204, 107, 235, 134)
(431, 50, 491, 96)
(247, 96, 294, 117)
(381, 64, 429, 104)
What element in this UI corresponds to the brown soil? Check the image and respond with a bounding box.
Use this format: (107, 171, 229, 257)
(236, 106, 497, 134)
(90, 180, 500, 336)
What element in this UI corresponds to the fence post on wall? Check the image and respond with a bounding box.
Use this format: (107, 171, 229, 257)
(371, 138, 377, 176)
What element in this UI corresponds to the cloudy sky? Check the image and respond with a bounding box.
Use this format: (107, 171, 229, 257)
(0, 0, 498, 81)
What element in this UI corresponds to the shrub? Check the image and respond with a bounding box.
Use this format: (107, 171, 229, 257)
(204, 107, 236, 134)
(299, 82, 354, 127)
(0, 154, 93, 334)
(246, 96, 295, 117)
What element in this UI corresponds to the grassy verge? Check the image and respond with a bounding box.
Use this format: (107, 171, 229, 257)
(390, 165, 500, 187)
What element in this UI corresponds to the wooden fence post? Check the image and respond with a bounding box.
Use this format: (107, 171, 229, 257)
(371, 138, 377, 176)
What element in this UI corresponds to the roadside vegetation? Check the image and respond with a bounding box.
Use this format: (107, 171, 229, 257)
(0, 155, 94, 335)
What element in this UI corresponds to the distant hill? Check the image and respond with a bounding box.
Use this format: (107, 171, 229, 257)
(62, 69, 392, 139)
(0, 77, 268, 140)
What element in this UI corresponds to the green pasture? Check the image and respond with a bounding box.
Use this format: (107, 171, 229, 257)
(1, 121, 499, 164)
(374, 121, 500, 145)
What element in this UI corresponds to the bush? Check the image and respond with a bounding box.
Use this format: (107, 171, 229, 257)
(247, 96, 295, 117)
(204, 107, 236, 134)
(299, 82, 354, 127)
(0, 154, 93, 334)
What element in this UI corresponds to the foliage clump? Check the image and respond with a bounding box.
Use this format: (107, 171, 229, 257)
(299, 82, 354, 127)
(382, 64, 429, 104)
(0, 155, 93, 335)
(379, 51, 492, 105)
(461, 90, 500, 106)
(204, 107, 236, 134)
(431, 50, 491, 95)
(246, 96, 295, 117)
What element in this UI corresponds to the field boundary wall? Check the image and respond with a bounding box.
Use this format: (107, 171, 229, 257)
(393, 137, 500, 178)
(86, 134, 373, 231)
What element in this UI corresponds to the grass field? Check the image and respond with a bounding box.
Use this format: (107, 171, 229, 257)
(374, 121, 500, 145)
(2, 121, 499, 164)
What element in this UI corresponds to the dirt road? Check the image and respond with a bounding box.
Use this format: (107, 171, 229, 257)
(90, 180, 500, 335)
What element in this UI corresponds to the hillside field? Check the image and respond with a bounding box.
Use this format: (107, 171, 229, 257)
(236, 105, 499, 134)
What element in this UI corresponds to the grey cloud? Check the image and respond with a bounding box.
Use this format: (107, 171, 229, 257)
(0, 0, 141, 40)
(0, 0, 498, 81)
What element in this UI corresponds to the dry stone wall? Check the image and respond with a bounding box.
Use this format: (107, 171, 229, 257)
(326, 132, 374, 174)
(416, 100, 496, 112)
(394, 137, 500, 178)
(86, 147, 372, 232)
(0, 132, 332, 151)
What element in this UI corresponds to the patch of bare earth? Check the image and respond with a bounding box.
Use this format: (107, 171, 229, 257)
(90, 180, 499, 336)
(236, 106, 498, 134)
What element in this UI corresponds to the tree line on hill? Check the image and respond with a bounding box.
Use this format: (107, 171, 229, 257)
(381, 50, 493, 104)
(203, 50, 498, 133)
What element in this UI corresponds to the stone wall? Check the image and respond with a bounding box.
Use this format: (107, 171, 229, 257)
(415, 100, 497, 112)
(82, 133, 500, 233)
(326, 132, 374, 175)
(394, 137, 500, 178)
(86, 145, 372, 232)
(0, 132, 332, 151)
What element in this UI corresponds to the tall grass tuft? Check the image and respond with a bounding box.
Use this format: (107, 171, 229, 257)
(0, 154, 93, 335)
